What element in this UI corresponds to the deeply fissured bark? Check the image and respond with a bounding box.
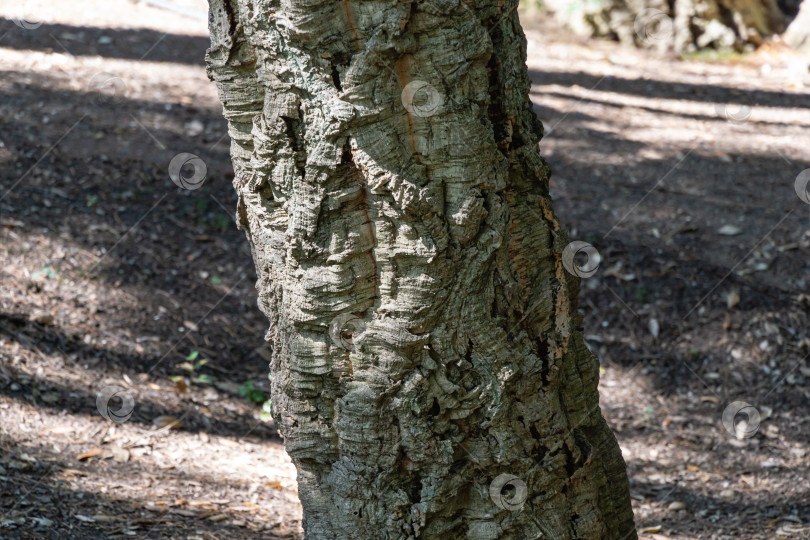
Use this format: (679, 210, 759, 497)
(206, 0, 637, 537)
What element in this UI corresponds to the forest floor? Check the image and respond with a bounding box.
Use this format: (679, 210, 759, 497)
(0, 0, 808, 538)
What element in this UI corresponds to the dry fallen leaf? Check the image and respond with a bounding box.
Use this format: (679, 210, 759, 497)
(726, 289, 740, 309)
(30, 311, 54, 325)
(77, 448, 104, 461)
(604, 262, 636, 281)
(111, 446, 130, 463)
(153, 415, 182, 430)
(0, 219, 25, 228)
(648, 318, 659, 339)
(171, 508, 200, 517)
(173, 378, 189, 395)
(717, 224, 742, 236)
(59, 468, 87, 478)
(183, 320, 199, 332)
(776, 524, 809, 536)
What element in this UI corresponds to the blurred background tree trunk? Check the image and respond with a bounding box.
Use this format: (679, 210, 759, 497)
(542, 0, 807, 53)
(206, 0, 636, 537)
(784, 0, 810, 52)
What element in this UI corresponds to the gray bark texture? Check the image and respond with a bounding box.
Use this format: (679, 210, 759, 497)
(205, 0, 637, 538)
(544, 0, 802, 52)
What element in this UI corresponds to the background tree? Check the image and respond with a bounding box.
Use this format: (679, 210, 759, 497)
(785, 0, 810, 53)
(206, 0, 636, 537)
(543, 0, 806, 53)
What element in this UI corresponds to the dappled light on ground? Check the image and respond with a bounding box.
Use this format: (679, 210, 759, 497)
(524, 16, 810, 539)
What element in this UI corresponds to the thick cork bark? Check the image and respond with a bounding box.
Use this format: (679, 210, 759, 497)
(205, 0, 637, 537)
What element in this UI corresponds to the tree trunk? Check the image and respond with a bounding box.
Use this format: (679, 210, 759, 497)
(205, 0, 636, 538)
(544, 0, 789, 52)
(784, 0, 810, 53)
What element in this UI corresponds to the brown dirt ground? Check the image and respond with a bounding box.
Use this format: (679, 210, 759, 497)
(0, 1, 809, 538)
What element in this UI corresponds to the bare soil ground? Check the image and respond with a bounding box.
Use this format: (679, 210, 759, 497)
(0, 1, 808, 538)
